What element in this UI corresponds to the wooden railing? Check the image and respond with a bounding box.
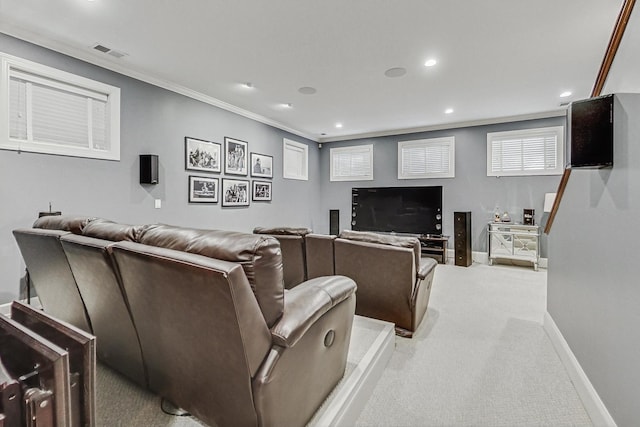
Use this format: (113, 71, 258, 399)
(544, 0, 636, 234)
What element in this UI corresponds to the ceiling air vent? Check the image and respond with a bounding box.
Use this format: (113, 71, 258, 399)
(92, 43, 127, 59)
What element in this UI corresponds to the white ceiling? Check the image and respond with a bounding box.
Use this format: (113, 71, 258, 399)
(0, 0, 636, 142)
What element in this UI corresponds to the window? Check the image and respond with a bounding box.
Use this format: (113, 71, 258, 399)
(0, 52, 120, 160)
(330, 144, 373, 181)
(282, 138, 308, 180)
(398, 136, 455, 179)
(487, 126, 564, 177)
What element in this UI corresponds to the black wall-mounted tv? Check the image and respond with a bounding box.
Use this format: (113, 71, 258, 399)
(351, 186, 442, 236)
(568, 94, 614, 168)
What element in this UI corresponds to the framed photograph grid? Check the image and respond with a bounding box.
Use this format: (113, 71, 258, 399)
(224, 137, 248, 176)
(252, 180, 272, 201)
(188, 176, 219, 203)
(250, 153, 273, 178)
(185, 137, 221, 173)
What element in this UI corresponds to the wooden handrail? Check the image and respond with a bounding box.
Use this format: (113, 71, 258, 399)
(544, 0, 636, 234)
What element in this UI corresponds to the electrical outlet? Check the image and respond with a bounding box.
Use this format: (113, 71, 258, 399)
(154, 199, 161, 209)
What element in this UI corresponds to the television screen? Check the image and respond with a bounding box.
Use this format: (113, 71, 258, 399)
(351, 186, 442, 236)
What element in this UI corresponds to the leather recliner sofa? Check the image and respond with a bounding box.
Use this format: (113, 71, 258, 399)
(259, 228, 438, 337)
(14, 217, 357, 427)
(252, 226, 312, 289)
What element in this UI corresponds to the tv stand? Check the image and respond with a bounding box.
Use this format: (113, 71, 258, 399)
(419, 235, 449, 264)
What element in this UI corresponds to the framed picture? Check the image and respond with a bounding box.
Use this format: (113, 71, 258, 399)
(252, 180, 272, 201)
(250, 153, 273, 178)
(222, 178, 250, 207)
(185, 137, 221, 173)
(188, 176, 218, 203)
(224, 137, 248, 175)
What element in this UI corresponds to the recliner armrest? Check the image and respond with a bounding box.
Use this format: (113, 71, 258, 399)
(417, 257, 438, 280)
(271, 276, 356, 348)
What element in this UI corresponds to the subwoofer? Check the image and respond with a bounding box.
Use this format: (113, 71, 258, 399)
(454, 211, 472, 267)
(139, 154, 159, 184)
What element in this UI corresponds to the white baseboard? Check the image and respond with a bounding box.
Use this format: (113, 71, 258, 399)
(311, 317, 395, 427)
(543, 312, 616, 427)
(444, 249, 548, 268)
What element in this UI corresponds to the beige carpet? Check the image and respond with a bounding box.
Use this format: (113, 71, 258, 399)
(354, 262, 593, 427)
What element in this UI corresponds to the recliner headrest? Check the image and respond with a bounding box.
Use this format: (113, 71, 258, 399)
(32, 215, 98, 235)
(82, 219, 143, 242)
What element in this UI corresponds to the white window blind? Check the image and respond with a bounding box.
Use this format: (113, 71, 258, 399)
(330, 144, 373, 181)
(283, 138, 308, 180)
(1, 52, 120, 160)
(487, 126, 564, 177)
(398, 137, 455, 179)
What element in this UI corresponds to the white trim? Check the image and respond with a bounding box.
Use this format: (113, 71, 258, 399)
(0, 25, 318, 142)
(310, 316, 395, 427)
(319, 110, 567, 143)
(330, 144, 374, 182)
(543, 312, 616, 427)
(397, 136, 455, 179)
(487, 125, 565, 177)
(282, 138, 309, 181)
(0, 25, 567, 144)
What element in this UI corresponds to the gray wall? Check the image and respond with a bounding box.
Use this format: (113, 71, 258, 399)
(547, 93, 640, 426)
(0, 34, 320, 303)
(317, 117, 566, 257)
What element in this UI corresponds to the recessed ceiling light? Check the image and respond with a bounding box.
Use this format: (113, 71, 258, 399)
(385, 67, 407, 78)
(283, 103, 293, 108)
(298, 86, 317, 95)
(335, 123, 343, 128)
(560, 91, 572, 98)
(242, 82, 254, 89)
(445, 108, 454, 114)
(424, 59, 437, 67)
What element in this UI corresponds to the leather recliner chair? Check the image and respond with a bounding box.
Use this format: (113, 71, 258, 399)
(12, 215, 96, 332)
(305, 233, 337, 279)
(334, 230, 437, 337)
(111, 224, 357, 427)
(59, 219, 147, 387)
(253, 226, 312, 289)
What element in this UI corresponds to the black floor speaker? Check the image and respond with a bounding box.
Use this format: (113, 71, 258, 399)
(140, 154, 159, 184)
(329, 210, 339, 235)
(454, 211, 472, 267)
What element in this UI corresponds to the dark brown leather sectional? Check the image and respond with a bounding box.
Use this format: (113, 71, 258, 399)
(14, 216, 357, 427)
(255, 227, 438, 337)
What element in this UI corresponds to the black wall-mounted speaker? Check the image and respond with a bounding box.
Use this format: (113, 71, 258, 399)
(329, 209, 340, 236)
(140, 154, 159, 184)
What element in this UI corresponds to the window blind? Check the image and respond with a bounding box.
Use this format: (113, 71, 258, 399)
(330, 145, 373, 181)
(398, 137, 455, 179)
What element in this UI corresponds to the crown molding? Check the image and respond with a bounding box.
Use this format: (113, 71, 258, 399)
(0, 25, 318, 142)
(318, 109, 568, 143)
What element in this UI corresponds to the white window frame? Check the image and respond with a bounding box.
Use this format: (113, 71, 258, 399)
(0, 52, 120, 160)
(397, 136, 455, 179)
(487, 126, 564, 177)
(282, 138, 308, 180)
(330, 144, 373, 182)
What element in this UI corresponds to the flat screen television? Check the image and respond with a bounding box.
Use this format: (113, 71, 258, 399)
(351, 186, 442, 236)
(568, 94, 614, 168)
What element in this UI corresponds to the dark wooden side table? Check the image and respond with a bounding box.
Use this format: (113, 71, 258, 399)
(419, 235, 449, 264)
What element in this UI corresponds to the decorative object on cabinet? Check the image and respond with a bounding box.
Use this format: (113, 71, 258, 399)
(488, 222, 540, 270)
(454, 212, 472, 267)
(224, 137, 248, 176)
(185, 137, 221, 173)
(188, 176, 219, 204)
(221, 179, 249, 207)
(250, 153, 273, 178)
(252, 180, 272, 201)
(523, 209, 535, 225)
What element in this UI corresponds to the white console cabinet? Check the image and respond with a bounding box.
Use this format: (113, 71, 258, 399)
(487, 222, 540, 270)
